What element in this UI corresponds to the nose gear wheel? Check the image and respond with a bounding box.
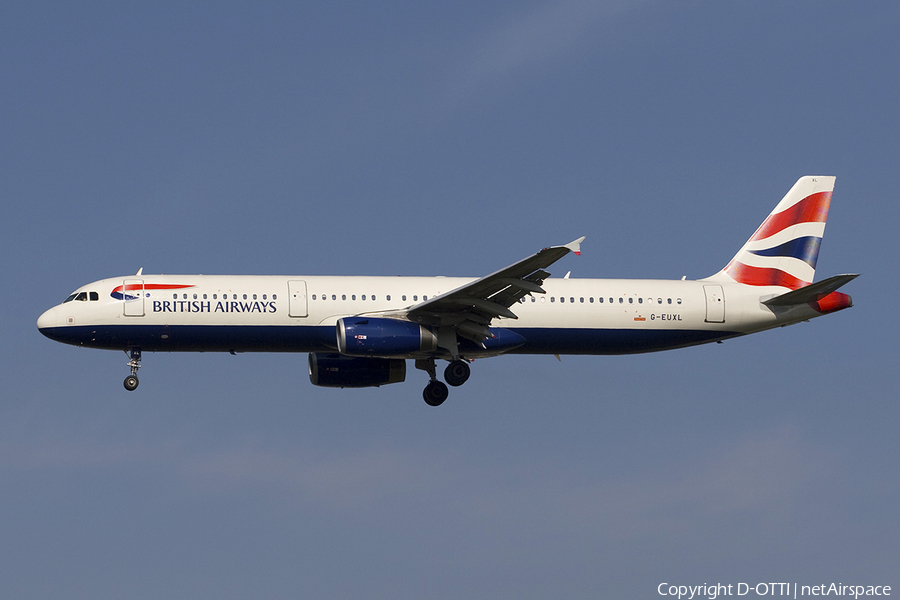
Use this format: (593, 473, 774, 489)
(124, 348, 141, 391)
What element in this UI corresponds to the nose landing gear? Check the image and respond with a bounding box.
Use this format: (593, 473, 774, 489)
(124, 348, 141, 391)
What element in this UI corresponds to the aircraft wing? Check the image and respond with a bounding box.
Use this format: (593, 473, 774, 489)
(406, 237, 585, 345)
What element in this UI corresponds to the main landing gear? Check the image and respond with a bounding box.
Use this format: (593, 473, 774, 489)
(416, 358, 471, 407)
(444, 360, 470, 387)
(124, 348, 141, 391)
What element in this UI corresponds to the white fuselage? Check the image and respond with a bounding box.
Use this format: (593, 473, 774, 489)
(37, 274, 822, 356)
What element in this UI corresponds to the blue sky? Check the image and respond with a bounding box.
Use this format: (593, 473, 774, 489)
(2, 2, 898, 598)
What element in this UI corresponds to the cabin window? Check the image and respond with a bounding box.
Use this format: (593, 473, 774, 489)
(423, 296, 428, 301)
(272, 294, 277, 300)
(352, 295, 356, 300)
(332, 294, 336, 300)
(372, 295, 376, 301)
(570, 297, 575, 303)
(677, 298, 682, 304)
(413, 295, 418, 301)
(262, 294, 267, 300)
(362, 295, 366, 301)
(619, 298, 623, 304)
(342, 294, 346, 300)
(386, 295, 391, 301)
(580, 297, 584, 303)
(193, 294, 198, 299)
(598, 297, 603, 303)
(312, 295, 317, 300)
(402, 295, 407, 301)
(638, 298, 642, 304)
(629, 298, 633, 304)
(559, 297, 564, 303)
(531, 297, 536, 302)
(551, 297, 556, 303)
(590, 297, 594, 303)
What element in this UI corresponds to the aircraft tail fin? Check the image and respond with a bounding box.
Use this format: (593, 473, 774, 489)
(705, 176, 835, 290)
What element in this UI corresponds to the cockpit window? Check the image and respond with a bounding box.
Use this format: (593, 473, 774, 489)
(63, 291, 100, 302)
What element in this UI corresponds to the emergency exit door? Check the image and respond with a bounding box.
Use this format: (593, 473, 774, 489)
(288, 280, 308, 318)
(703, 285, 725, 323)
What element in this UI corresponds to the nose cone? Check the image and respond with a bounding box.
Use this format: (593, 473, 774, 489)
(37, 306, 59, 337)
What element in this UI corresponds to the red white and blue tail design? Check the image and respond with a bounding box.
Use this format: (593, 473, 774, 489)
(706, 176, 835, 290)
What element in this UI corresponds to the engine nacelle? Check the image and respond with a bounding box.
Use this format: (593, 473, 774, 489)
(308, 353, 406, 388)
(336, 317, 438, 358)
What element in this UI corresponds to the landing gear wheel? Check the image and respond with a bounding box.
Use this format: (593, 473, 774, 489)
(124, 348, 142, 391)
(423, 380, 449, 407)
(444, 360, 470, 387)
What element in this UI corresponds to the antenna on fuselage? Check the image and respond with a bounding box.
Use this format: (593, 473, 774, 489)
(136, 268, 143, 276)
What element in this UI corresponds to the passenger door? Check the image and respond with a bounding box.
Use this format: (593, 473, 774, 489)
(123, 279, 145, 317)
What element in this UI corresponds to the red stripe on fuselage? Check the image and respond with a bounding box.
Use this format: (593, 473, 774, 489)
(112, 283, 196, 293)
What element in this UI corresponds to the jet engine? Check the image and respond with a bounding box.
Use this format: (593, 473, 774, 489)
(308, 353, 406, 388)
(336, 317, 438, 357)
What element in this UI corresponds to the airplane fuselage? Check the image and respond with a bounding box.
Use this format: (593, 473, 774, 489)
(37, 274, 828, 356)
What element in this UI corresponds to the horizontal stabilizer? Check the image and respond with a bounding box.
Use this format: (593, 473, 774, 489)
(762, 273, 859, 306)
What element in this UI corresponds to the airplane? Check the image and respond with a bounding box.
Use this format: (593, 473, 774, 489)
(37, 176, 857, 406)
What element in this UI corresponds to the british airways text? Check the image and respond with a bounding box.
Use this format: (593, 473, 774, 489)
(152, 300, 277, 314)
